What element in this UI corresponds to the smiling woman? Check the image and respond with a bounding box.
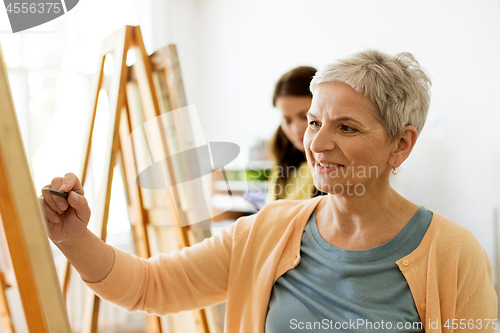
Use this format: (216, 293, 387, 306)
(40, 49, 497, 333)
(304, 51, 430, 201)
(305, 81, 416, 197)
(266, 50, 496, 332)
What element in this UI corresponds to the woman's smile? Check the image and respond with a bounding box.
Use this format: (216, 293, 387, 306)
(314, 160, 344, 174)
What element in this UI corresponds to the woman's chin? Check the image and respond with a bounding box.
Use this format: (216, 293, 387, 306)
(314, 182, 338, 195)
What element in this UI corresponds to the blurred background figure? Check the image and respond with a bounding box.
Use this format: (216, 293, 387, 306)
(267, 66, 324, 202)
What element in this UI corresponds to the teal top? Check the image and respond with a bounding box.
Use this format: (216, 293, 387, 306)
(265, 206, 432, 332)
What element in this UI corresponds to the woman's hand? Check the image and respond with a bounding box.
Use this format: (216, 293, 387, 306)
(39, 172, 91, 243)
(39, 173, 113, 283)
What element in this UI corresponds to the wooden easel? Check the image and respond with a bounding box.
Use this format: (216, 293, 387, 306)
(129, 43, 224, 333)
(60, 25, 220, 333)
(0, 43, 71, 332)
(0, 216, 15, 333)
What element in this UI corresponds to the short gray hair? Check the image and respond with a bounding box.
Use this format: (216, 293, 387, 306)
(310, 49, 431, 140)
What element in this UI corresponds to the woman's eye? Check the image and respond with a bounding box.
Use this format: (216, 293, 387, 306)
(341, 125, 357, 133)
(309, 121, 320, 127)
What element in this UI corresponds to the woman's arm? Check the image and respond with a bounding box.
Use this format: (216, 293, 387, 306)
(55, 229, 115, 283)
(85, 225, 234, 314)
(40, 173, 114, 282)
(41, 173, 235, 314)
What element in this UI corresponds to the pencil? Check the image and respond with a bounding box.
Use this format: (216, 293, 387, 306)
(43, 188, 69, 199)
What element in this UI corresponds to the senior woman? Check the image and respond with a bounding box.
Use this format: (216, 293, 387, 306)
(41, 50, 496, 332)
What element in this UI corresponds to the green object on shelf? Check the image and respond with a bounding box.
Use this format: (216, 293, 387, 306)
(223, 169, 271, 182)
(245, 169, 271, 182)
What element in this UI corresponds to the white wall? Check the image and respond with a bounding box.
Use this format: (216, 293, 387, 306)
(153, 0, 500, 262)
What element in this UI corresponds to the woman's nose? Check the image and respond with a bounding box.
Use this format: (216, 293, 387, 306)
(309, 128, 335, 153)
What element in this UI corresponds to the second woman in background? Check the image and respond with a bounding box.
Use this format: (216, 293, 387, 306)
(267, 66, 323, 202)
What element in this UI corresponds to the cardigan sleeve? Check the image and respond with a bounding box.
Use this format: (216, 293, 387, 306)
(84, 221, 237, 315)
(454, 247, 497, 332)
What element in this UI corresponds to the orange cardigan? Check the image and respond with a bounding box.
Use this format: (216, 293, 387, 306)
(87, 196, 498, 332)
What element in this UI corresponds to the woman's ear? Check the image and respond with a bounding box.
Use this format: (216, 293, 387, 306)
(388, 125, 418, 168)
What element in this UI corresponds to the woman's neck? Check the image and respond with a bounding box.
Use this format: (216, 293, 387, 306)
(315, 181, 419, 250)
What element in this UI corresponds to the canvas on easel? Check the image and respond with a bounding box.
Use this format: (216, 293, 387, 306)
(125, 42, 225, 333)
(148, 45, 225, 332)
(0, 43, 71, 333)
(122, 27, 220, 333)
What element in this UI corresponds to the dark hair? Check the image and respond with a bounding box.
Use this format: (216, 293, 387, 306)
(272, 66, 317, 106)
(268, 66, 321, 200)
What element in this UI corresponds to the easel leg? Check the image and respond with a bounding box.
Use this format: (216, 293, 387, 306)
(0, 272, 15, 333)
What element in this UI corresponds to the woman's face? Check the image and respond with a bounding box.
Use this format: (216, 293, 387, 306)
(304, 82, 395, 195)
(276, 95, 312, 152)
